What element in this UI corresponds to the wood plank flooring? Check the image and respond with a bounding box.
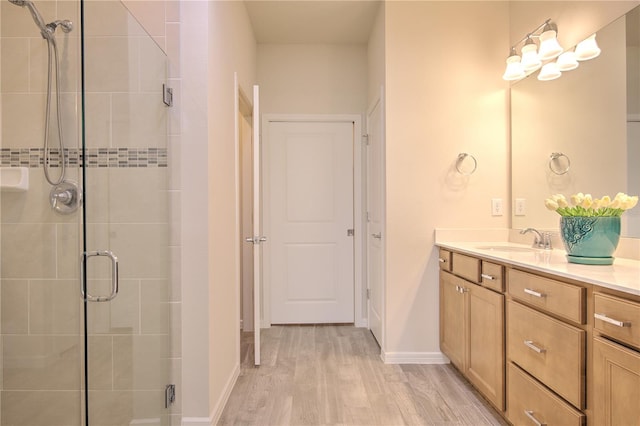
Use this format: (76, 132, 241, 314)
(219, 325, 508, 426)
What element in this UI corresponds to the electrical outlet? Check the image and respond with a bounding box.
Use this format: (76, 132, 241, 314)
(491, 198, 503, 216)
(515, 198, 526, 216)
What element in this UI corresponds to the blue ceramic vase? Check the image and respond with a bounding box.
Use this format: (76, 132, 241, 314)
(560, 216, 621, 265)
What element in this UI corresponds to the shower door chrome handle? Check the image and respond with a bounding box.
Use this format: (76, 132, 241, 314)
(81, 250, 119, 302)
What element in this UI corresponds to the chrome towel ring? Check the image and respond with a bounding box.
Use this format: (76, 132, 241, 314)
(456, 153, 477, 176)
(549, 152, 570, 175)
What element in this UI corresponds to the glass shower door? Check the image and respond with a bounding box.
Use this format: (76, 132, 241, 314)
(81, 1, 171, 425)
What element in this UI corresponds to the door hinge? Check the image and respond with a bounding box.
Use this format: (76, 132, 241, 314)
(362, 134, 369, 146)
(347, 229, 354, 237)
(367, 288, 371, 299)
(366, 211, 371, 222)
(165, 384, 176, 408)
(163, 84, 173, 107)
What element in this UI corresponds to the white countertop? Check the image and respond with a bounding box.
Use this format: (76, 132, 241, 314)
(437, 241, 640, 296)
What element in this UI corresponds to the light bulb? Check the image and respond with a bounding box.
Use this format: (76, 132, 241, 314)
(575, 34, 601, 61)
(539, 27, 563, 60)
(538, 62, 562, 81)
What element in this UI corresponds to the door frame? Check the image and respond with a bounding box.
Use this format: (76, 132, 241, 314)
(366, 88, 386, 349)
(262, 114, 366, 328)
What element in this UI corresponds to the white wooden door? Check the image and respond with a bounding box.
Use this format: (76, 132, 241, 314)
(267, 120, 355, 324)
(367, 94, 384, 346)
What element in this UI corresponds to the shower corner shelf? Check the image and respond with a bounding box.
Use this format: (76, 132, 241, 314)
(0, 167, 29, 192)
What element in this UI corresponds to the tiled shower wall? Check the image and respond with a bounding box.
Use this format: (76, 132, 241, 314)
(0, 0, 181, 424)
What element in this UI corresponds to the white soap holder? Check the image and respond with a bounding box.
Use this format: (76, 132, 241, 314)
(0, 167, 29, 192)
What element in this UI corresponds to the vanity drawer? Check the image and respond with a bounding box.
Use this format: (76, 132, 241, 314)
(481, 261, 504, 292)
(508, 268, 585, 324)
(452, 252, 480, 283)
(508, 363, 584, 426)
(438, 249, 452, 272)
(507, 300, 585, 409)
(594, 293, 640, 349)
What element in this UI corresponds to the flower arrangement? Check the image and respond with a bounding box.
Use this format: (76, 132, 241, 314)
(545, 192, 638, 217)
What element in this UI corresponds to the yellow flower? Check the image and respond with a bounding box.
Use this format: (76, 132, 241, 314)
(545, 198, 559, 210)
(570, 192, 585, 206)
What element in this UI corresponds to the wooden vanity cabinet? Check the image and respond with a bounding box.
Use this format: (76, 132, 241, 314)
(439, 252, 505, 411)
(592, 292, 640, 426)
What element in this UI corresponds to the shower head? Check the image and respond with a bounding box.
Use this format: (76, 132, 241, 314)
(7, 0, 52, 40)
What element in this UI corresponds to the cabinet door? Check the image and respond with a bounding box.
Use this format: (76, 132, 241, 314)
(593, 336, 640, 426)
(440, 271, 467, 371)
(467, 284, 505, 411)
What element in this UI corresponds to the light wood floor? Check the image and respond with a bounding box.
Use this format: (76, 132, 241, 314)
(218, 325, 508, 426)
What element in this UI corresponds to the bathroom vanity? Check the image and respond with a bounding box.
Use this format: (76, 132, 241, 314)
(437, 242, 640, 426)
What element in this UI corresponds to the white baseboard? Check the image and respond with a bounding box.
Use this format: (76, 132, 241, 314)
(381, 351, 450, 364)
(181, 417, 212, 426)
(182, 363, 240, 426)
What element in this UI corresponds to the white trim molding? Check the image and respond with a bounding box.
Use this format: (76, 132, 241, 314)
(381, 351, 450, 365)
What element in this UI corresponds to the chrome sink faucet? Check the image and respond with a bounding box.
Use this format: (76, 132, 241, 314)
(520, 228, 553, 250)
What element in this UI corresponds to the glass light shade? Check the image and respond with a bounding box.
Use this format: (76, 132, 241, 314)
(521, 43, 541, 72)
(575, 34, 601, 61)
(557, 51, 579, 71)
(502, 55, 525, 81)
(538, 62, 562, 81)
(538, 29, 563, 60)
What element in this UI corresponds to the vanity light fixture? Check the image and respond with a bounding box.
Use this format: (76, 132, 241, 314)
(575, 34, 601, 61)
(503, 20, 602, 82)
(502, 19, 563, 81)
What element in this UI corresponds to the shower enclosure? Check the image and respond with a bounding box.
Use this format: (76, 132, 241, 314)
(0, 0, 171, 424)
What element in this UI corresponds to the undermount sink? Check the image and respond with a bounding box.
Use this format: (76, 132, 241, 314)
(475, 245, 535, 253)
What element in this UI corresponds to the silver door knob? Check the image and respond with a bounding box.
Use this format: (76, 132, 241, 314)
(371, 232, 382, 239)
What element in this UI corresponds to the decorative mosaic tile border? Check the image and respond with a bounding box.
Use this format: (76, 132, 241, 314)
(0, 148, 168, 168)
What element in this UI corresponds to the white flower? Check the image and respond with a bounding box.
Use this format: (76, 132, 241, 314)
(552, 194, 568, 208)
(570, 192, 585, 206)
(624, 196, 639, 210)
(545, 198, 559, 210)
(600, 195, 612, 207)
(580, 194, 593, 209)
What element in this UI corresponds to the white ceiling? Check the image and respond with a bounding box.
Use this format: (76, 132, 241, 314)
(244, 1, 382, 44)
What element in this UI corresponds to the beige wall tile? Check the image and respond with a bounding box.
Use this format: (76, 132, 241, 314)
(87, 336, 113, 390)
(140, 36, 167, 93)
(1, 390, 81, 426)
(1, 171, 78, 224)
(1, 1, 56, 38)
(29, 279, 81, 334)
(1, 223, 57, 279)
(84, 37, 139, 93)
(111, 92, 167, 148)
(3, 335, 80, 390)
(105, 168, 169, 223)
(55, 222, 82, 280)
(123, 1, 167, 39)
(113, 334, 168, 390)
(169, 302, 180, 358)
(166, 22, 180, 78)
(1, 93, 46, 148)
(84, 93, 112, 149)
(141, 279, 169, 334)
(87, 390, 133, 425)
(86, 279, 139, 335)
(83, 1, 147, 38)
(1, 38, 30, 93)
(1, 279, 28, 334)
(110, 223, 169, 279)
(165, 1, 180, 23)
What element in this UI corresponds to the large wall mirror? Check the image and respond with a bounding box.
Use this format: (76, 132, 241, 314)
(511, 6, 640, 238)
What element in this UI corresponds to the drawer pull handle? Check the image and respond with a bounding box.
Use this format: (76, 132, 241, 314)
(524, 288, 546, 298)
(594, 313, 631, 328)
(455, 285, 468, 294)
(524, 410, 547, 426)
(481, 273, 495, 281)
(438, 258, 447, 263)
(524, 340, 546, 354)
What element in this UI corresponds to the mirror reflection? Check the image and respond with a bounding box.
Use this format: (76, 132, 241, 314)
(511, 7, 640, 238)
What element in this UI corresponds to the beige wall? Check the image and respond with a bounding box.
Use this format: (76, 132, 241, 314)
(208, 0, 256, 420)
(257, 43, 368, 114)
(383, 1, 510, 356)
